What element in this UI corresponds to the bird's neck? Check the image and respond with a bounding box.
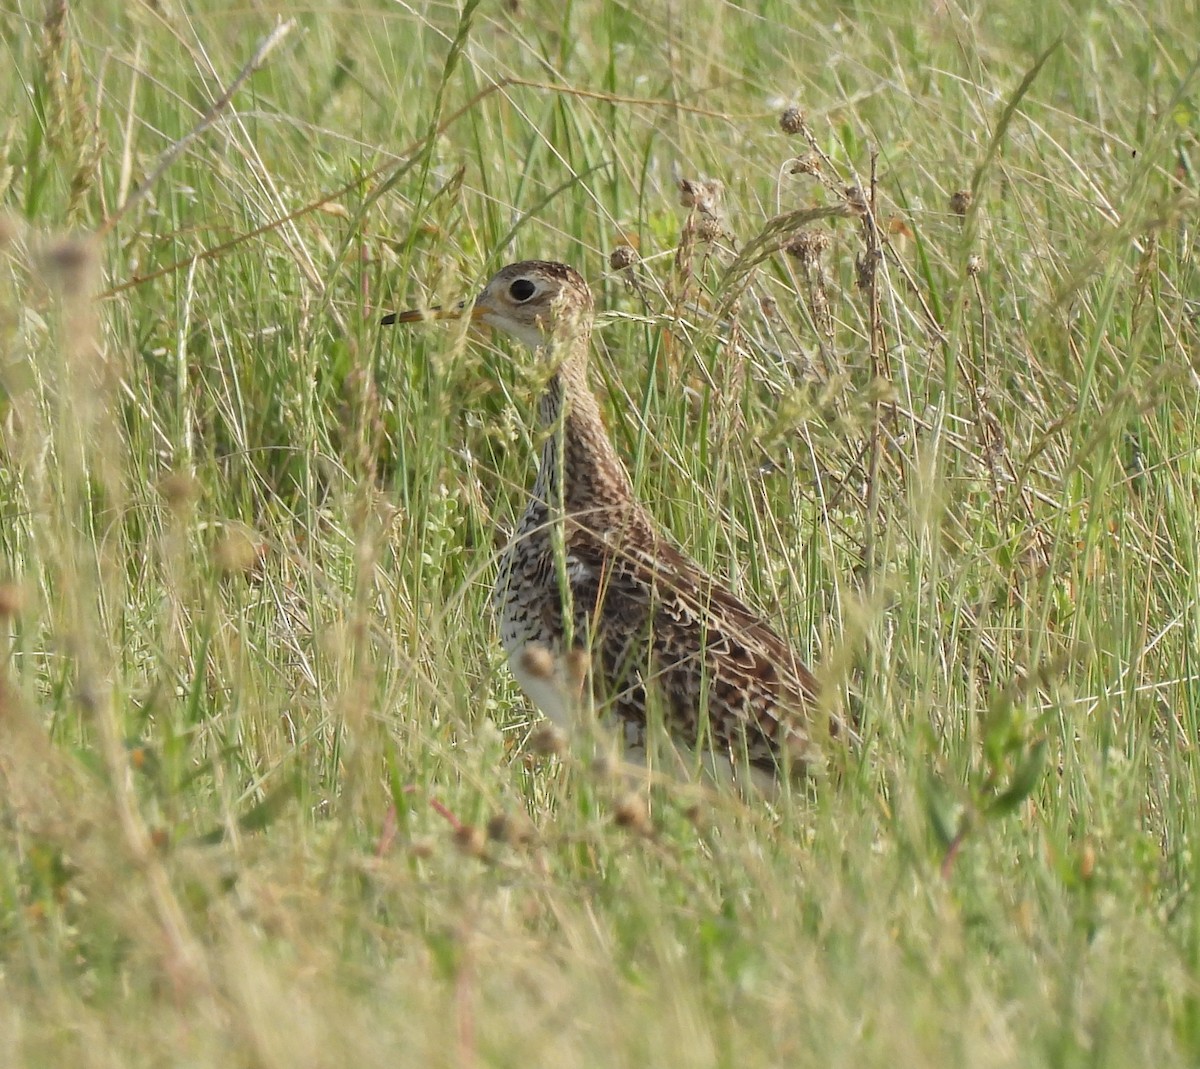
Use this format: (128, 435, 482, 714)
(530, 334, 633, 522)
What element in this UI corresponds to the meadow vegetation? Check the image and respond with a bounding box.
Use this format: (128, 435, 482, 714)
(1, 0, 1199, 1064)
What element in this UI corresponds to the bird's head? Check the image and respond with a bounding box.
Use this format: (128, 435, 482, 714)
(384, 260, 593, 352)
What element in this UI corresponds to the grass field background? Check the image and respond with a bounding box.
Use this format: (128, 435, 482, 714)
(2, 0, 1199, 1064)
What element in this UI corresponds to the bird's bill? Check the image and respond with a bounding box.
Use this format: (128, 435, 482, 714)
(380, 302, 484, 326)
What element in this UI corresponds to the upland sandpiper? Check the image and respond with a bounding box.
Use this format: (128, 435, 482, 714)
(385, 260, 844, 788)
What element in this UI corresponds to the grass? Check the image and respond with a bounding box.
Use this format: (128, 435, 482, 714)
(2, 0, 1199, 1063)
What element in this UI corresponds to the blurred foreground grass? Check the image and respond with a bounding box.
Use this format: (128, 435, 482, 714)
(1, 0, 1200, 1064)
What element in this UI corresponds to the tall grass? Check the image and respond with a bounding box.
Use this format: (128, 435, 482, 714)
(2, 0, 1199, 1064)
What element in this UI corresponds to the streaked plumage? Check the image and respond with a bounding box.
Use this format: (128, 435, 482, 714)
(386, 260, 843, 788)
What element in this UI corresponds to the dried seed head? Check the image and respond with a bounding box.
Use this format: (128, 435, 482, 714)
(759, 296, 779, 320)
(843, 185, 869, 215)
(609, 244, 638, 271)
(213, 524, 266, 575)
(787, 154, 823, 178)
(0, 582, 27, 621)
(159, 472, 199, 512)
(41, 236, 97, 298)
(612, 792, 651, 834)
(453, 823, 488, 858)
(779, 105, 805, 135)
(43, 0, 67, 51)
(519, 645, 556, 682)
(563, 648, 590, 692)
(590, 751, 617, 782)
(486, 810, 536, 847)
(950, 189, 973, 216)
(784, 228, 831, 269)
(677, 176, 724, 214)
(528, 722, 568, 757)
(408, 837, 435, 859)
(967, 254, 982, 276)
(1080, 840, 1096, 881)
(695, 215, 724, 243)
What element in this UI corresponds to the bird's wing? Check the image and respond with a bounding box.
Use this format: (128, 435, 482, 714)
(563, 508, 835, 773)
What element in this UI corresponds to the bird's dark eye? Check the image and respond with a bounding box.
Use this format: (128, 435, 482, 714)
(509, 278, 537, 302)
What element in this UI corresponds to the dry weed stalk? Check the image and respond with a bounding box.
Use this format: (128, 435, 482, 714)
(851, 152, 892, 579)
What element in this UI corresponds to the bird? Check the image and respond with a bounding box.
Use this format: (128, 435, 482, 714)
(384, 260, 844, 790)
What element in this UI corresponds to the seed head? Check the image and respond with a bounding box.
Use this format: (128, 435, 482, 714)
(779, 105, 805, 136)
(563, 648, 590, 692)
(519, 645, 556, 682)
(486, 810, 536, 847)
(677, 176, 724, 214)
(159, 472, 199, 513)
(612, 792, 651, 835)
(609, 244, 638, 271)
(214, 524, 266, 576)
(41, 236, 97, 298)
(695, 215, 724, 244)
(528, 722, 568, 757)
(0, 582, 27, 621)
(950, 189, 973, 216)
(785, 228, 830, 269)
(408, 837, 435, 859)
(453, 823, 488, 858)
(1079, 840, 1096, 881)
(590, 751, 617, 782)
(843, 185, 869, 215)
(787, 154, 822, 178)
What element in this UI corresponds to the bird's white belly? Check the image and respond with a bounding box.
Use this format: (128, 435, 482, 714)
(502, 634, 778, 796)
